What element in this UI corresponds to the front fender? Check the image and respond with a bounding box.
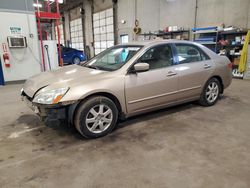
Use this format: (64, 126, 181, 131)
(60, 76, 127, 115)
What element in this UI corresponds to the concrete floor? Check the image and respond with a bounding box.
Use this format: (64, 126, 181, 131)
(0, 79, 250, 188)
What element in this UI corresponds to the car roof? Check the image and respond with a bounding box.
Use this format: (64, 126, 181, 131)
(119, 39, 200, 46)
(118, 39, 218, 59)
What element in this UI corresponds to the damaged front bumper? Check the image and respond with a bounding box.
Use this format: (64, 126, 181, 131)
(21, 91, 78, 125)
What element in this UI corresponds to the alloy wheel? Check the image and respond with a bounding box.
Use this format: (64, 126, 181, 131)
(85, 104, 113, 134)
(206, 82, 219, 103)
(73, 57, 80, 64)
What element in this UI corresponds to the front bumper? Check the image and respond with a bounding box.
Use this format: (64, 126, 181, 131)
(21, 92, 77, 123)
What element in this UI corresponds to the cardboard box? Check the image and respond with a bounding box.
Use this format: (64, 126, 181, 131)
(233, 57, 240, 65)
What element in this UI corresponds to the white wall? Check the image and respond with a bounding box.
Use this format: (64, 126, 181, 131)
(137, 0, 160, 32)
(0, 11, 41, 82)
(117, 0, 136, 41)
(197, 0, 250, 28)
(93, 0, 113, 13)
(159, 0, 196, 29)
(248, 1, 250, 28)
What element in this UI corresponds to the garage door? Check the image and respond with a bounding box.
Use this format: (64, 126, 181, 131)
(55, 24, 65, 46)
(93, 8, 114, 55)
(70, 18, 84, 51)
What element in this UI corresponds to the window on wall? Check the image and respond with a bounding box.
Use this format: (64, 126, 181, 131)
(55, 24, 65, 46)
(93, 8, 114, 55)
(120, 35, 129, 44)
(70, 18, 84, 51)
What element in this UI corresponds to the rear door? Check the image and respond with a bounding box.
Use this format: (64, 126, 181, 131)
(125, 44, 178, 114)
(173, 43, 214, 100)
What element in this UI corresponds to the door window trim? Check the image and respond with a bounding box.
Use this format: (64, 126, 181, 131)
(127, 43, 177, 74)
(173, 43, 211, 65)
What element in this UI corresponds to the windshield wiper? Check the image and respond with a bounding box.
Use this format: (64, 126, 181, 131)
(85, 64, 114, 71)
(98, 67, 114, 71)
(85, 65, 100, 70)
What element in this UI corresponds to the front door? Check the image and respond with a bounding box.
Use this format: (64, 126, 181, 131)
(125, 44, 178, 114)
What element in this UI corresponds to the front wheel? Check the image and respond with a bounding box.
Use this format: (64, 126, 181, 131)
(73, 57, 81, 64)
(74, 96, 118, 138)
(199, 78, 221, 106)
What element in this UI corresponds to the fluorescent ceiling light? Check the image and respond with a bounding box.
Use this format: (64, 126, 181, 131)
(44, 0, 64, 4)
(33, 3, 42, 8)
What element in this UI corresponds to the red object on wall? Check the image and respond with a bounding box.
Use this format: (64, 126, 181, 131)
(2, 43, 10, 68)
(3, 53, 10, 68)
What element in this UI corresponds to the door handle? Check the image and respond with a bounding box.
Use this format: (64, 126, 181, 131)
(204, 64, 212, 69)
(166, 71, 177, 77)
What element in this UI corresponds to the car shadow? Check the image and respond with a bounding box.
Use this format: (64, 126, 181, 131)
(15, 101, 199, 142)
(5, 101, 202, 155)
(116, 101, 198, 130)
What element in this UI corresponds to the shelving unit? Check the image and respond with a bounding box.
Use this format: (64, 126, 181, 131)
(137, 32, 157, 41)
(192, 27, 248, 78)
(138, 30, 190, 41)
(218, 30, 247, 78)
(192, 27, 219, 52)
(156, 30, 190, 40)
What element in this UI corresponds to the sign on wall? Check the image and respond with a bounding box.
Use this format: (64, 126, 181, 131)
(9, 27, 22, 35)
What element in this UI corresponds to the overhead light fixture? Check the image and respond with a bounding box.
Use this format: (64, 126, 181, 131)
(44, 0, 64, 4)
(33, 3, 42, 8)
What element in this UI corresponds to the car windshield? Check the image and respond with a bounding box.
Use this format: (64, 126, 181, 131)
(83, 45, 143, 71)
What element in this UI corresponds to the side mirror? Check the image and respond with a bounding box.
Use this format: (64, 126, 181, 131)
(133, 63, 149, 72)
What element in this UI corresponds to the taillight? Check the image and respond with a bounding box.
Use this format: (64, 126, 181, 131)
(228, 62, 233, 69)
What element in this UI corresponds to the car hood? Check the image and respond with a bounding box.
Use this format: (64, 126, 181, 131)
(23, 65, 107, 97)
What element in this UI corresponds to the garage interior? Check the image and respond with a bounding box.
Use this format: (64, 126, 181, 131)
(0, 0, 250, 187)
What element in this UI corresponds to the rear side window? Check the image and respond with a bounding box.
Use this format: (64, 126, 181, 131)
(175, 44, 209, 64)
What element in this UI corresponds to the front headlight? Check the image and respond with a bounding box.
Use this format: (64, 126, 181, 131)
(33, 87, 69, 104)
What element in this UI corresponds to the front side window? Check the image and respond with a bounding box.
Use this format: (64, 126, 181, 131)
(176, 44, 209, 64)
(138, 44, 173, 70)
(84, 45, 142, 71)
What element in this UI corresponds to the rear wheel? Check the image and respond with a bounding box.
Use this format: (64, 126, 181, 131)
(199, 78, 221, 106)
(74, 96, 118, 138)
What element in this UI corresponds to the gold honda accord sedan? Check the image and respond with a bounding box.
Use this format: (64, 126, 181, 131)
(22, 40, 232, 138)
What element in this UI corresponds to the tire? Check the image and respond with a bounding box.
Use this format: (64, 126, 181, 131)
(199, 78, 221, 106)
(73, 57, 81, 64)
(74, 96, 118, 138)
